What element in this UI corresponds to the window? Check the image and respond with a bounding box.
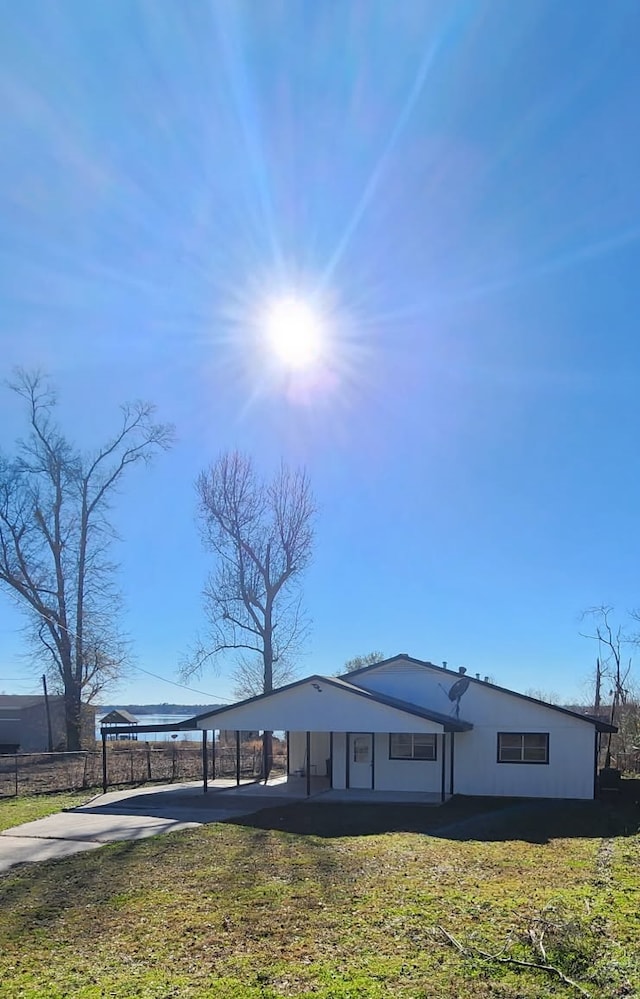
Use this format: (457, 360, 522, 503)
(389, 733, 437, 760)
(352, 735, 370, 763)
(497, 732, 549, 764)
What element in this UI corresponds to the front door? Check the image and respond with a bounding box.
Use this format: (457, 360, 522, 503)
(348, 733, 373, 789)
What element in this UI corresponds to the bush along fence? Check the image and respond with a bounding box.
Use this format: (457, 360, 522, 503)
(0, 741, 286, 798)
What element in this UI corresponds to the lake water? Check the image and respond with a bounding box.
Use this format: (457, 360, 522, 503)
(96, 714, 201, 742)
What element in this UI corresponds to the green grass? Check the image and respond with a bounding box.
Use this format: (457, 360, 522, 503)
(0, 791, 94, 832)
(0, 797, 638, 998)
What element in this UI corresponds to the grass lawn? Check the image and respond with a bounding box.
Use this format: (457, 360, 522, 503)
(0, 796, 638, 998)
(0, 791, 94, 833)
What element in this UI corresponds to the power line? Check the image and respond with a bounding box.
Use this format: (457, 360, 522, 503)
(127, 663, 234, 702)
(3, 604, 234, 703)
(1, 667, 233, 703)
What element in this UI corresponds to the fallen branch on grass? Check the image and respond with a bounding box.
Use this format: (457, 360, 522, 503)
(436, 925, 591, 998)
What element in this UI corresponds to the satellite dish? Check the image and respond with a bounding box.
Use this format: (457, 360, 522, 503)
(447, 676, 471, 717)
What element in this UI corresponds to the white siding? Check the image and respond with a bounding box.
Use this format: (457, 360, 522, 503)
(373, 732, 443, 792)
(288, 731, 330, 777)
(293, 729, 448, 793)
(312, 732, 331, 775)
(454, 722, 595, 799)
(288, 730, 306, 774)
(196, 679, 444, 735)
(332, 732, 347, 789)
(355, 660, 597, 799)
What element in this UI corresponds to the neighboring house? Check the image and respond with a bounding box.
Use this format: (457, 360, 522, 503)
(0, 695, 96, 753)
(100, 709, 139, 740)
(192, 654, 616, 800)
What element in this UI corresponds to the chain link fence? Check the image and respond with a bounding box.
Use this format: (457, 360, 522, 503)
(0, 741, 287, 797)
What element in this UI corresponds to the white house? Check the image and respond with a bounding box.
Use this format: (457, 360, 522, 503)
(192, 654, 615, 801)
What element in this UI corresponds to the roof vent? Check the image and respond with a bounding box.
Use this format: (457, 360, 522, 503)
(475, 673, 481, 680)
(484, 676, 490, 683)
(442, 661, 448, 669)
(458, 666, 467, 675)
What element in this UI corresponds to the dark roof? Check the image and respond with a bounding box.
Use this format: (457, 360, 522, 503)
(341, 654, 618, 733)
(0, 696, 43, 710)
(0, 695, 64, 709)
(190, 673, 473, 732)
(99, 709, 139, 725)
(99, 720, 198, 735)
(0, 695, 95, 711)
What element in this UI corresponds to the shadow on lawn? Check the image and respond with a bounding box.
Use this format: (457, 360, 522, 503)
(0, 805, 343, 937)
(226, 794, 640, 843)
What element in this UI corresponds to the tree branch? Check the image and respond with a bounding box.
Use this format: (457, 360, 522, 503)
(436, 926, 590, 997)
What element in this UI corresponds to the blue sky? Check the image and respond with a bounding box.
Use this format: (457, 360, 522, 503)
(1, 1, 640, 705)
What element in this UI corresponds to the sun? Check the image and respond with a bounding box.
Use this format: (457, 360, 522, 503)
(264, 296, 324, 370)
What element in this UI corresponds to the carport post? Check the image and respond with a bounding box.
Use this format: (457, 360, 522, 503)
(306, 731, 311, 797)
(212, 731, 216, 781)
(101, 730, 108, 794)
(202, 729, 208, 794)
(236, 731, 241, 786)
(449, 731, 455, 796)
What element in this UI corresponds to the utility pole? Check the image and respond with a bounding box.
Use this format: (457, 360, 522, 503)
(42, 675, 53, 752)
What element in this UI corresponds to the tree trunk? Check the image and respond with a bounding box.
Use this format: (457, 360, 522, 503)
(64, 678, 82, 751)
(262, 628, 273, 781)
(262, 730, 273, 782)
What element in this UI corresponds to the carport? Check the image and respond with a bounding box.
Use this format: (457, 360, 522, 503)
(191, 674, 472, 801)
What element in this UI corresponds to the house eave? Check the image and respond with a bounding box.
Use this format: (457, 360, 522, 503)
(189, 674, 473, 733)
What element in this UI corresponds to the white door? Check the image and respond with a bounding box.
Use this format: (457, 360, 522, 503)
(349, 733, 373, 789)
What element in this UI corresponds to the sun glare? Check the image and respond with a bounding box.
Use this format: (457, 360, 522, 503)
(264, 296, 324, 370)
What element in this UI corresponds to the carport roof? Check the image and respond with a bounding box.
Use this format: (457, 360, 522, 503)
(189, 674, 473, 732)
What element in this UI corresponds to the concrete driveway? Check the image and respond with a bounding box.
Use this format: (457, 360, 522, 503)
(0, 777, 306, 873)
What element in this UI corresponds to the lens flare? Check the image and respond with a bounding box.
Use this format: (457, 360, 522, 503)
(264, 296, 324, 370)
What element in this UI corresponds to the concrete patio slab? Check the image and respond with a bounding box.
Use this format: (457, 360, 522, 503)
(3, 810, 203, 843)
(0, 776, 447, 875)
(318, 789, 445, 804)
(0, 779, 294, 874)
(0, 835, 103, 871)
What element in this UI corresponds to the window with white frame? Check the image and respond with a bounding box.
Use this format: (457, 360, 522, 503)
(389, 733, 437, 760)
(497, 732, 549, 764)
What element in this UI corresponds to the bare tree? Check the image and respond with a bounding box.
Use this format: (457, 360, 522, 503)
(523, 688, 560, 705)
(185, 452, 316, 773)
(581, 605, 633, 767)
(343, 651, 385, 673)
(0, 371, 174, 750)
